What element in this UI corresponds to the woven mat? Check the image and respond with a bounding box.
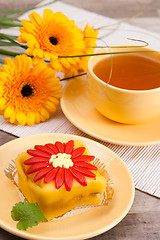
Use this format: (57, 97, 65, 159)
(0, 1, 159, 198)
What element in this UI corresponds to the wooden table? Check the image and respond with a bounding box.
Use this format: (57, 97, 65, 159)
(0, 1, 160, 240)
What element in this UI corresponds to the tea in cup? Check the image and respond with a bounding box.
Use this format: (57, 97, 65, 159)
(87, 47, 160, 124)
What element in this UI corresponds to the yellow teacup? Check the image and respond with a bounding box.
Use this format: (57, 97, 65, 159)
(87, 47, 160, 124)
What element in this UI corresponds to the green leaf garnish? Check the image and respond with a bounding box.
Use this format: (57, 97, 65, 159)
(11, 201, 48, 231)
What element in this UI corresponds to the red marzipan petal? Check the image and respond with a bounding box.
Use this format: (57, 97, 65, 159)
(55, 168, 65, 189)
(55, 141, 64, 153)
(34, 145, 54, 155)
(27, 149, 50, 158)
(73, 166, 96, 178)
(44, 168, 59, 183)
(26, 162, 49, 174)
(65, 140, 74, 154)
(45, 143, 59, 154)
(74, 162, 97, 170)
(33, 166, 53, 182)
(24, 157, 48, 165)
(72, 155, 95, 162)
(64, 169, 73, 191)
(69, 168, 87, 186)
(71, 147, 85, 159)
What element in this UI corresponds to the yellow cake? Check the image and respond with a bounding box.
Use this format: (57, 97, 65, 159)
(15, 140, 108, 220)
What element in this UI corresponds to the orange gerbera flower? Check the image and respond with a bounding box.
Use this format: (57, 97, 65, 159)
(0, 55, 62, 125)
(17, 10, 85, 73)
(64, 24, 98, 77)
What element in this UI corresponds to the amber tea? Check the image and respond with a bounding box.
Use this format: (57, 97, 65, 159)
(93, 54, 160, 90)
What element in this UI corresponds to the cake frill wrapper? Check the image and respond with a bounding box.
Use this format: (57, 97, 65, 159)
(4, 158, 113, 221)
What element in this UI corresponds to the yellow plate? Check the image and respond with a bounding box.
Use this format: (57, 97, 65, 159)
(61, 76, 160, 146)
(0, 133, 134, 240)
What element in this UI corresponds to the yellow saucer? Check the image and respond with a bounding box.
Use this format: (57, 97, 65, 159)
(0, 133, 134, 240)
(61, 76, 160, 146)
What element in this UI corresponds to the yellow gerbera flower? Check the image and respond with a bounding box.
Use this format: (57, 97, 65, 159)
(0, 55, 62, 125)
(64, 24, 98, 77)
(17, 10, 85, 73)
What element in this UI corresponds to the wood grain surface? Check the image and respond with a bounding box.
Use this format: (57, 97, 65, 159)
(0, 1, 160, 240)
(0, 0, 160, 17)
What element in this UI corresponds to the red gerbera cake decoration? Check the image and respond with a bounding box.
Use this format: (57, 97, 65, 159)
(24, 140, 97, 191)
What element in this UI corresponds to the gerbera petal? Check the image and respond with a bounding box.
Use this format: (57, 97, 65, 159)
(54, 12, 68, 23)
(37, 49, 44, 58)
(16, 111, 27, 125)
(64, 169, 73, 191)
(26, 112, 36, 126)
(65, 140, 74, 154)
(0, 65, 11, 75)
(73, 166, 96, 178)
(26, 162, 48, 174)
(3, 106, 14, 119)
(43, 67, 56, 79)
(55, 141, 64, 153)
(14, 54, 32, 72)
(60, 59, 71, 69)
(29, 11, 43, 26)
(44, 168, 59, 183)
(73, 162, 97, 170)
(71, 147, 85, 159)
(9, 111, 16, 124)
(21, 20, 37, 34)
(32, 56, 44, 65)
(4, 57, 15, 69)
(69, 168, 87, 186)
(50, 59, 62, 72)
(26, 48, 33, 56)
(43, 9, 54, 22)
(24, 157, 48, 165)
(20, 54, 32, 72)
(39, 113, 47, 122)
(72, 155, 95, 162)
(40, 107, 50, 119)
(0, 86, 4, 96)
(34, 112, 41, 124)
(45, 100, 57, 112)
(17, 35, 26, 43)
(33, 166, 53, 182)
(0, 98, 6, 108)
(27, 149, 51, 158)
(55, 168, 65, 189)
(45, 143, 59, 154)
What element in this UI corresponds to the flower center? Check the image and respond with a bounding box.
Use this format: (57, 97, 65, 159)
(49, 153, 73, 169)
(21, 84, 33, 97)
(49, 36, 58, 45)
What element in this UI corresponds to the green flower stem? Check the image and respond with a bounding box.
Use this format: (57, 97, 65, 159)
(86, 45, 147, 49)
(0, 41, 18, 47)
(0, 17, 21, 22)
(0, 34, 18, 40)
(58, 50, 155, 58)
(0, 48, 22, 57)
(60, 72, 87, 81)
(0, 9, 22, 14)
(0, 58, 4, 64)
(0, 33, 27, 49)
(0, 20, 22, 27)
